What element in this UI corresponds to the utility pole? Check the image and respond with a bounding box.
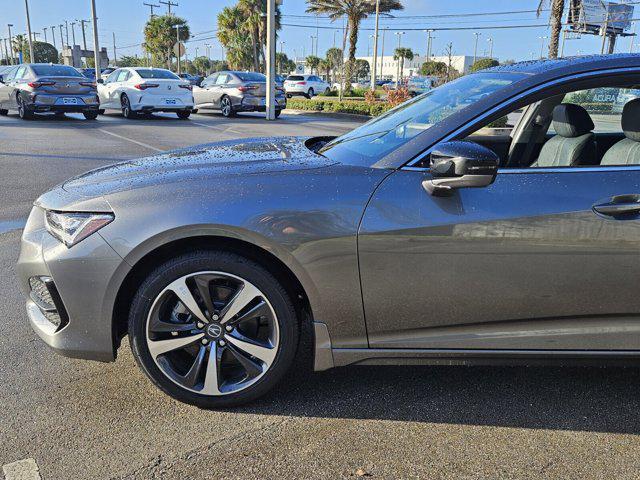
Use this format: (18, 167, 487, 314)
(7, 25, 14, 65)
(112, 32, 117, 66)
(601, 11, 610, 55)
(425, 29, 434, 60)
(380, 28, 386, 84)
(309, 35, 315, 59)
(395, 31, 404, 87)
(174, 25, 181, 74)
(70, 21, 76, 46)
(370, 0, 380, 90)
(50, 25, 56, 51)
(43, 27, 48, 43)
(160, 0, 178, 15)
(333, 29, 339, 49)
(78, 19, 89, 50)
(266, 0, 276, 120)
(144, 2, 161, 17)
(59, 24, 65, 49)
(473, 32, 481, 65)
(65, 20, 69, 46)
(487, 36, 493, 58)
(24, 0, 35, 63)
(90, 0, 101, 81)
(539, 36, 548, 59)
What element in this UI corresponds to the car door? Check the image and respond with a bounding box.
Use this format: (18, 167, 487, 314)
(8, 66, 28, 109)
(358, 77, 640, 352)
(0, 67, 16, 108)
(98, 70, 120, 108)
(111, 70, 131, 106)
(212, 73, 230, 108)
(193, 74, 217, 107)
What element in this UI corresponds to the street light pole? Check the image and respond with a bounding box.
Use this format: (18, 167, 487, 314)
(370, 0, 380, 90)
(265, 0, 276, 120)
(24, 0, 35, 63)
(70, 21, 76, 46)
(473, 32, 481, 65)
(113, 32, 117, 66)
(90, 0, 101, 81)
(59, 25, 65, 49)
(394, 31, 404, 87)
(65, 20, 69, 46)
(7, 24, 14, 65)
(175, 25, 181, 74)
(487, 36, 493, 58)
(50, 25, 56, 52)
(43, 27, 48, 44)
(379, 27, 386, 84)
(539, 36, 548, 59)
(425, 29, 434, 60)
(78, 19, 88, 50)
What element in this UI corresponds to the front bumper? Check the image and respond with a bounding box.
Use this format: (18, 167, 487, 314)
(17, 206, 126, 362)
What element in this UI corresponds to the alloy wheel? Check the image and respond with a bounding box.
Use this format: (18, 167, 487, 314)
(122, 96, 131, 118)
(145, 271, 280, 396)
(221, 97, 232, 117)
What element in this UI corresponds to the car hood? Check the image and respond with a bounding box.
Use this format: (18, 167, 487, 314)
(62, 136, 336, 198)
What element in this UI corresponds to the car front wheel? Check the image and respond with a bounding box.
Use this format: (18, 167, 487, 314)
(128, 250, 299, 408)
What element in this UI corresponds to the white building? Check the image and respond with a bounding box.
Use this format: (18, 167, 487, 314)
(356, 54, 489, 81)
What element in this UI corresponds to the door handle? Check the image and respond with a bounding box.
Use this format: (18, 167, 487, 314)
(593, 194, 640, 218)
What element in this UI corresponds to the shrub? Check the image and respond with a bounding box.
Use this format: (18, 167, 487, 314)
(385, 86, 411, 107)
(285, 98, 392, 117)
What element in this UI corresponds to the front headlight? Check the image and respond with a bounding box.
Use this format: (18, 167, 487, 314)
(45, 210, 114, 248)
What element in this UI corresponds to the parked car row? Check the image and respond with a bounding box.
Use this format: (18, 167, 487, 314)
(0, 63, 287, 121)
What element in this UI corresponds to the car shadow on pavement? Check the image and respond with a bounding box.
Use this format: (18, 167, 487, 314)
(235, 365, 640, 434)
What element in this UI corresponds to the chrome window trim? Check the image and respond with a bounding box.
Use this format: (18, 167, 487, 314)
(499, 165, 640, 174)
(403, 66, 640, 170)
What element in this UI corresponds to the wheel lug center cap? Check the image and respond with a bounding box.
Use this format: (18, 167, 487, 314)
(206, 323, 223, 339)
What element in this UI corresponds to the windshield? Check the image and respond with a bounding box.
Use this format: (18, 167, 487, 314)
(135, 69, 180, 79)
(32, 65, 83, 77)
(320, 72, 525, 167)
(236, 72, 266, 82)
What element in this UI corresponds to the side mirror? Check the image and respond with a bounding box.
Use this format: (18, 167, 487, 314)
(96, 78, 104, 84)
(423, 141, 499, 196)
(0, 75, 4, 84)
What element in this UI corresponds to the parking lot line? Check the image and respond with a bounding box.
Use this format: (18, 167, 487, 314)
(97, 129, 164, 153)
(2, 458, 42, 480)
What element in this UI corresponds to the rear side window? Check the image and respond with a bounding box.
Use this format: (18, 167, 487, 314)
(116, 70, 130, 82)
(287, 75, 304, 81)
(31, 65, 82, 77)
(14, 67, 28, 80)
(215, 74, 229, 85)
(235, 72, 265, 82)
(135, 69, 179, 80)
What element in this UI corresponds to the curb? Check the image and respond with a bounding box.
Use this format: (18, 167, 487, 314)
(282, 109, 371, 121)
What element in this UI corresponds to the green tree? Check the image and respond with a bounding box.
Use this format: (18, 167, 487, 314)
(420, 60, 447, 77)
(144, 15, 190, 70)
(276, 52, 296, 74)
(393, 47, 414, 82)
(118, 55, 145, 68)
(470, 58, 499, 72)
(325, 47, 343, 84)
(306, 0, 403, 92)
(305, 55, 321, 74)
(209, 60, 230, 73)
(192, 56, 211, 74)
(318, 58, 332, 81)
(537, 0, 565, 58)
(13, 39, 58, 63)
(354, 58, 370, 81)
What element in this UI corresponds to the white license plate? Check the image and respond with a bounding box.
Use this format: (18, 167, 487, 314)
(62, 97, 78, 105)
(165, 99, 177, 105)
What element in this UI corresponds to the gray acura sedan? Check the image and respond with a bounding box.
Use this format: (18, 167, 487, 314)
(17, 54, 640, 407)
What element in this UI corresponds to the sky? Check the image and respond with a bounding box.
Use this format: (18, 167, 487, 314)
(1, 0, 636, 63)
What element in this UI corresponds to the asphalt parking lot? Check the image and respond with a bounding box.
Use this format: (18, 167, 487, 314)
(2, 110, 640, 480)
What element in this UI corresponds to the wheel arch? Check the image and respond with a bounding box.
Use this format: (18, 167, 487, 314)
(111, 234, 315, 358)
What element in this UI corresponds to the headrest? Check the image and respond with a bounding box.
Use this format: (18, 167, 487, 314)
(622, 98, 640, 142)
(552, 104, 594, 138)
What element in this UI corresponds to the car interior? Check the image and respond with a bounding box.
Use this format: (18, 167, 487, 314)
(467, 83, 640, 169)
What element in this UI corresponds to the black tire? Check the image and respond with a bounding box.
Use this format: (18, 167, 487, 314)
(286, 93, 292, 99)
(274, 109, 282, 119)
(128, 250, 300, 408)
(83, 111, 99, 120)
(220, 96, 235, 118)
(17, 95, 33, 120)
(177, 110, 191, 119)
(98, 109, 105, 115)
(0, 109, 9, 116)
(307, 88, 315, 98)
(121, 94, 137, 119)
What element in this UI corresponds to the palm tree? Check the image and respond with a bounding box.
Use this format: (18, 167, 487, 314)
(325, 47, 343, 85)
(318, 58, 332, 82)
(306, 0, 403, 91)
(537, 0, 565, 58)
(394, 47, 414, 83)
(306, 55, 321, 75)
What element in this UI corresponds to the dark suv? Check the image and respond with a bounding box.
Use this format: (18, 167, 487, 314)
(0, 63, 100, 120)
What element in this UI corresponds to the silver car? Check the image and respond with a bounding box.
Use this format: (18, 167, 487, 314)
(16, 54, 640, 409)
(0, 63, 100, 120)
(193, 71, 286, 118)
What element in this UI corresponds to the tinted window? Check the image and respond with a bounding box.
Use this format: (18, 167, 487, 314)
(4, 67, 17, 82)
(31, 65, 82, 77)
(14, 67, 28, 80)
(116, 70, 129, 82)
(320, 72, 526, 167)
(106, 70, 120, 83)
(235, 72, 265, 82)
(215, 74, 229, 85)
(135, 69, 179, 80)
(287, 75, 304, 81)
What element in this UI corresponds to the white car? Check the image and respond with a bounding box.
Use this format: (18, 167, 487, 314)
(284, 75, 331, 98)
(97, 67, 194, 119)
